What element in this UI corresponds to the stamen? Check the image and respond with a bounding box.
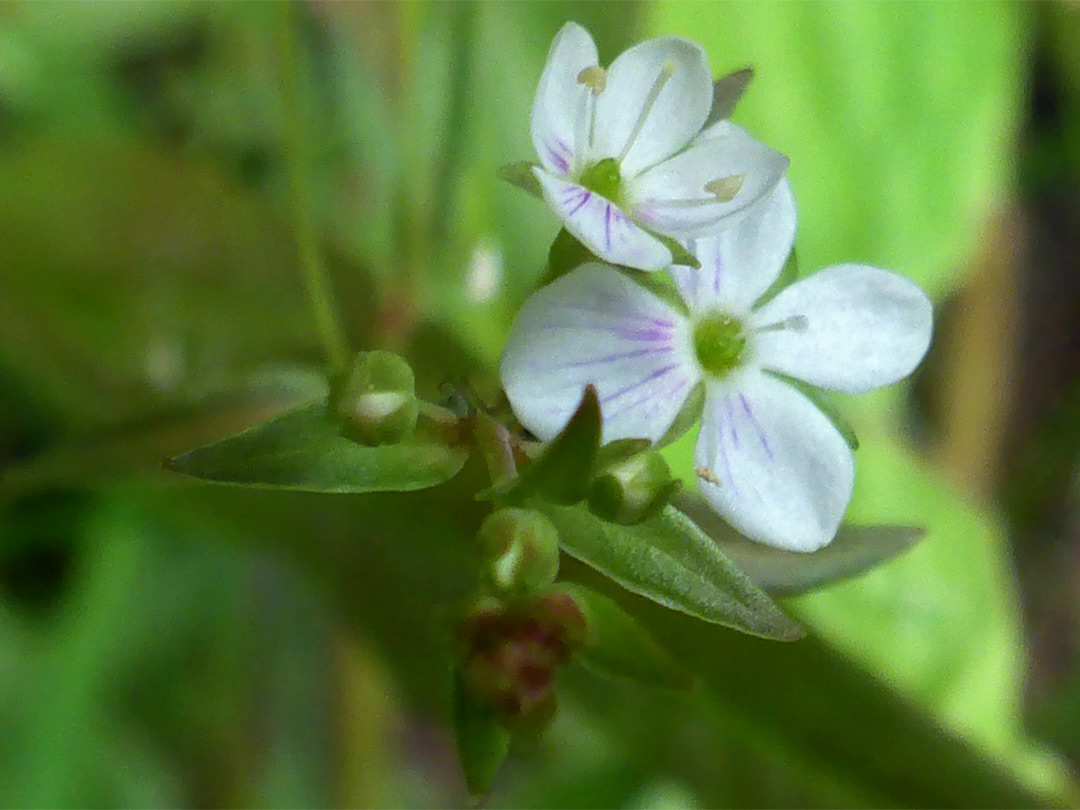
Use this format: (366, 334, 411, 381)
(695, 466, 721, 486)
(574, 66, 606, 167)
(641, 196, 729, 209)
(573, 83, 596, 170)
(576, 66, 607, 96)
(753, 315, 809, 335)
(618, 61, 677, 162)
(704, 174, 745, 203)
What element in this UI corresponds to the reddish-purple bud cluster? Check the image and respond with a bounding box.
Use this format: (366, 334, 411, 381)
(458, 592, 587, 728)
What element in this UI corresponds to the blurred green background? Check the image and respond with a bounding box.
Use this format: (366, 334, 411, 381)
(1, 1, 1080, 806)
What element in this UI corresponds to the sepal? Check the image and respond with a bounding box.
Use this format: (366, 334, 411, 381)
(477, 508, 561, 595)
(330, 350, 419, 447)
(588, 447, 681, 525)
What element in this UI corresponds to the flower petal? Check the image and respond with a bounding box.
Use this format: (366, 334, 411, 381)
(534, 169, 673, 271)
(500, 263, 699, 443)
(750, 264, 933, 393)
(669, 178, 797, 314)
(530, 22, 598, 176)
(695, 372, 854, 552)
(592, 38, 712, 178)
(629, 121, 789, 239)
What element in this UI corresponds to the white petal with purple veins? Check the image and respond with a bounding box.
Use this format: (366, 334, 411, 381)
(670, 179, 797, 314)
(501, 263, 699, 443)
(591, 38, 713, 179)
(534, 169, 673, 271)
(629, 122, 789, 238)
(695, 371, 854, 552)
(751, 264, 933, 393)
(530, 22, 598, 176)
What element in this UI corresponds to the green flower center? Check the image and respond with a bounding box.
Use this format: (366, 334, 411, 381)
(578, 157, 623, 204)
(693, 313, 746, 378)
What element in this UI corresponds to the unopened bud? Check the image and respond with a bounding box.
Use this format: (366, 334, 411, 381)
(331, 350, 419, 446)
(477, 508, 560, 594)
(457, 592, 586, 732)
(588, 450, 681, 525)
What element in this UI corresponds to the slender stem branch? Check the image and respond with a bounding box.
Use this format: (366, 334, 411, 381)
(431, 1, 475, 244)
(276, 0, 350, 374)
(472, 412, 517, 489)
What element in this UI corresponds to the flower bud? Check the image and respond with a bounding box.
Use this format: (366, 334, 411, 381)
(476, 508, 560, 594)
(331, 350, 419, 446)
(456, 591, 586, 733)
(588, 450, 681, 525)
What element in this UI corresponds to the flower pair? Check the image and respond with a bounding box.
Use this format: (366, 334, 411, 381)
(502, 23, 933, 552)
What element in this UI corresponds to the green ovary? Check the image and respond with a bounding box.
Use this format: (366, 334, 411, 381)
(577, 157, 623, 204)
(693, 313, 746, 378)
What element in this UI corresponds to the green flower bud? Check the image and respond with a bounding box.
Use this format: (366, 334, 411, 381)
(331, 350, 419, 446)
(588, 449, 681, 525)
(477, 508, 560, 594)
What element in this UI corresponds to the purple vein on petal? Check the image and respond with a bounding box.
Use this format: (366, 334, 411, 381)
(547, 140, 571, 175)
(604, 201, 613, 251)
(567, 189, 592, 216)
(561, 304, 675, 331)
(601, 364, 678, 406)
(724, 395, 739, 449)
(739, 392, 773, 459)
(604, 375, 690, 425)
(711, 411, 738, 497)
(540, 321, 674, 343)
(561, 345, 672, 368)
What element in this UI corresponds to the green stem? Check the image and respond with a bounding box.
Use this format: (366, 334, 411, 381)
(431, 1, 475, 244)
(472, 412, 517, 489)
(276, 0, 350, 374)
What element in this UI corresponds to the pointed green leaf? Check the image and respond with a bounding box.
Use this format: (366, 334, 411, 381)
(452, 667, 510, 798)
(652, 232, 700, 268)
(537, 502, 803, 641)
(558, 583, 695, 690)
(542, 227, 599, 286)
(496, 160, 543, 200)
(165, 401, 468, 493)
(705, 66, 754, 125)
(495, 386, 601, 506)
(675, 492, 924, 595)
(596, 438, 653, 467)
(754, 246, 799, 309)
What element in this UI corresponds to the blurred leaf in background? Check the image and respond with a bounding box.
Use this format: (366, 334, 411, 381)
(1, 1, 1079, 808)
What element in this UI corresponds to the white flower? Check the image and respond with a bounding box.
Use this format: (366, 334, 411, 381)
(500, 180, 933, 551)
(530, 22, 789, 272)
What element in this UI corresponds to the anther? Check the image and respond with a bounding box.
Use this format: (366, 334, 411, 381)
(704, 174, 745, 203)
(576, 66, 607, 96)
(618, 61, 678, 162)
(754, 315, 809, 335)
(695, 466, 721, 486)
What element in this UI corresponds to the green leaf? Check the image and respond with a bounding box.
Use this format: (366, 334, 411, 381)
(165, 401, 468, 493)
(452, 667, 510, 798)
(675, 492, 924, 595)
(558, 583, 695, 691)
(651, 232, 700, 268)
(496, 160, 543, 200)
(542, 227, 599, 286)
(537, 501, 803, 641)
(596, 438, 653, 467)
(705, 67, 754, 125)
(496, 386, 601, 505)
